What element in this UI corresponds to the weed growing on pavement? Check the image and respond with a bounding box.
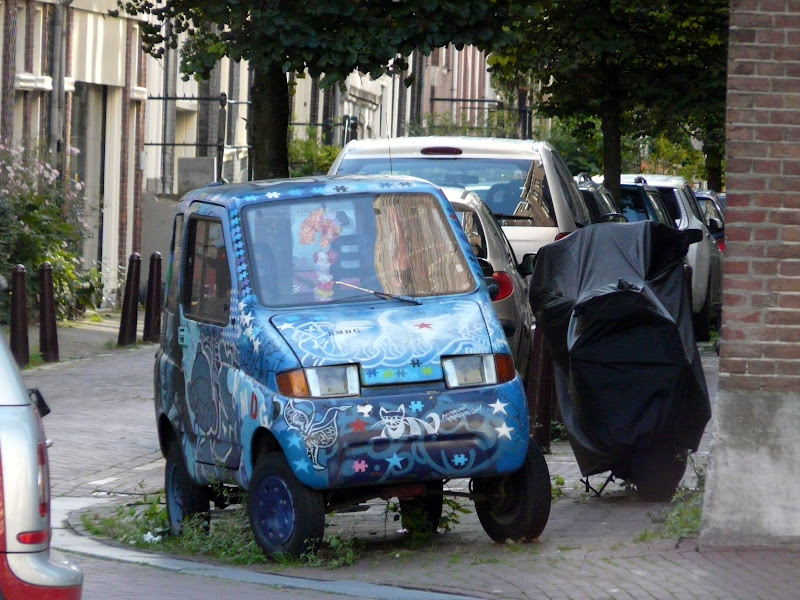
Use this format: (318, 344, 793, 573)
(551, 475, 566, 501)
(384, 494, 471, 548)
(550, 420, 568, 442)
(81, 493, 363, 568)
(636, 454, 705, 542)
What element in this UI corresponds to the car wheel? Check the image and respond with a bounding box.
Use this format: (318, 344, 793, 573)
(631, 447, 687, 502)
(693, 280, 712, 342)
(165, 439, 211, 535)
(247, 452, 325, 557)
(399, 481, 444, 535)
(473, 442, 551, 543)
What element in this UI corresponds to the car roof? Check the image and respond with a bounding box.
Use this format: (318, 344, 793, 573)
(621, 173, 689, 188)
(336, 136, 547, 160)
(176, 174, 445, 212)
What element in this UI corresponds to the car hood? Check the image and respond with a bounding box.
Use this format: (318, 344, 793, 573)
(271, 299, 492, 385)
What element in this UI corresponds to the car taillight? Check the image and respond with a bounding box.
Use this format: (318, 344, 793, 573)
(37, 440, 50, 518)
(17, 530, 48, 545)
(716, 239, 726, 253)
(554, 232, 570, 241)
(491, 271, 514, 302)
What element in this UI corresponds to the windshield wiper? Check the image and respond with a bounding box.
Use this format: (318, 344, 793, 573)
(333, 281, 421, 305)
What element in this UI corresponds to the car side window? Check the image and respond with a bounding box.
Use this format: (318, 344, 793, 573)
(459, 210, 488, 259)
(683, 185, 706, 222)
(183, 217, 231, 324)
(657, 188, 683, 225)
(164, 214, 184, 312)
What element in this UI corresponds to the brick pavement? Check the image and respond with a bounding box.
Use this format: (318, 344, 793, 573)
(11, 317, 800, 599)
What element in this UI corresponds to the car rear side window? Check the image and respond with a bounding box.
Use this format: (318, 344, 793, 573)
(165, 214, 184, 312)
(183, 218, 231, 324)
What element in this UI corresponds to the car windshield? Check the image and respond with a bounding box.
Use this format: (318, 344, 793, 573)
(241, 191, 475, 307)
(335, 157, 531, 206)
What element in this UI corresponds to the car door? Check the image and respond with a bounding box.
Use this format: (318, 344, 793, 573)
(179, 205, 242, 476)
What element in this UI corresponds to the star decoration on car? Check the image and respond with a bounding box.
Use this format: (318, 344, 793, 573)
(489, 399, 508, 415)
(494, 422, 514, 439)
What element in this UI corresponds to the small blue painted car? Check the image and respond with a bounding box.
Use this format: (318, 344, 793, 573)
(155, 175, 551, 556)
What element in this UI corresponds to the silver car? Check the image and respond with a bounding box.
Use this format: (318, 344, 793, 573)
(442, 187, 534, 381)
(621, 174, 724, 340)
(328, 136, 593, 263)
(0, 332, 83, 599)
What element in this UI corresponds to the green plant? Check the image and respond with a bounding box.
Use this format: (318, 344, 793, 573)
(300, 535, 363, 569)
(80, 492, 366, 568)
(45, 248, 103, 320)
(550, 420, 568, 442)
(551, 475, 566, 501)
(637, 454, 706, 541)
(288, 132, 341, 176)
(0, 143, 97, 322)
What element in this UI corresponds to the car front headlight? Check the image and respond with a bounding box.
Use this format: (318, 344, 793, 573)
(277, 365, 360, 398)
(442, 354, 515, 388)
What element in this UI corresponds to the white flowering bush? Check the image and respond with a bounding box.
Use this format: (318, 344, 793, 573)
(0, 142, 101, 321)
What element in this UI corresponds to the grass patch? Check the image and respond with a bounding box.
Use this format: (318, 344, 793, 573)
(81, 492, 362, 568)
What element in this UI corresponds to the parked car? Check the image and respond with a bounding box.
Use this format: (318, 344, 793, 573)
(0, 333, 83, 599)
(618, 181, 675, 227)
(442, 187, 534, 382)
(574, 173, 626, 223)
(621, 174, 723, 340)
(156, 175, 551, 558)
(716, 192, 726, 214)
(328, 136, 593, 262)
(694, 189, 726, 253)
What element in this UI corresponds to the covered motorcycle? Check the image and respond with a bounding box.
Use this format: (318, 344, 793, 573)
(529, 220, 711, 500)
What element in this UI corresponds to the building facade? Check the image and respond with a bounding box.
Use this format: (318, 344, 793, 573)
(0, 1, 508, 303)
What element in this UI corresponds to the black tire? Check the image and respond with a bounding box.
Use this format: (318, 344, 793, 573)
(165, 439, 211, 535)
(247, 453, 325, 557)
(693, 282, 712, 342)
(399, 481, 444, 535)
(473, 442, 552, 543)
(632, 447, 687, 502)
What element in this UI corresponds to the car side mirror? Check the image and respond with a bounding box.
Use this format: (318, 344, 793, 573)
(602, 212, 628, 223)
(519, 253, 537, 277)
(685, 228, 703, 244)
(28, 388, 50, 418)
(707, 217, 723, 234)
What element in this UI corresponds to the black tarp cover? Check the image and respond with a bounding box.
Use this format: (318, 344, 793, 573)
(529, 221, 711, 477)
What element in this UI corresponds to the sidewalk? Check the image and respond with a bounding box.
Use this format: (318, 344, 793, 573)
(15, 319, 800, 600)
(1, 309, 145, 363)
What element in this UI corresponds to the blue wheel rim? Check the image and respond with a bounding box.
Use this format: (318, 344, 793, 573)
(254, 475, 295, 544)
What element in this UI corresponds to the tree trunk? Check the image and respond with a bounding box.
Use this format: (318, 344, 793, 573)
(250, 63, 289, 180)
(705, 144, 724, 192)
(600, 60, 622, 202)
(601, 106, 622, 202)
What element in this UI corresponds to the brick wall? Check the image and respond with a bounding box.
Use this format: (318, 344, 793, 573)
(721, 0, 800, 391)
(701, 0, 800, 549)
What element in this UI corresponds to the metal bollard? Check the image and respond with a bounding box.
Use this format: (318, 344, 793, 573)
(9, 265, 30, 367)
(143, 252, 162, 343)
(118, 253, 141, 347)
(39, 262, 59, 363)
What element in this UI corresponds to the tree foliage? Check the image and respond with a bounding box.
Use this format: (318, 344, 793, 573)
(113, 0, 520, 179)
(490, 0, 728, 196)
